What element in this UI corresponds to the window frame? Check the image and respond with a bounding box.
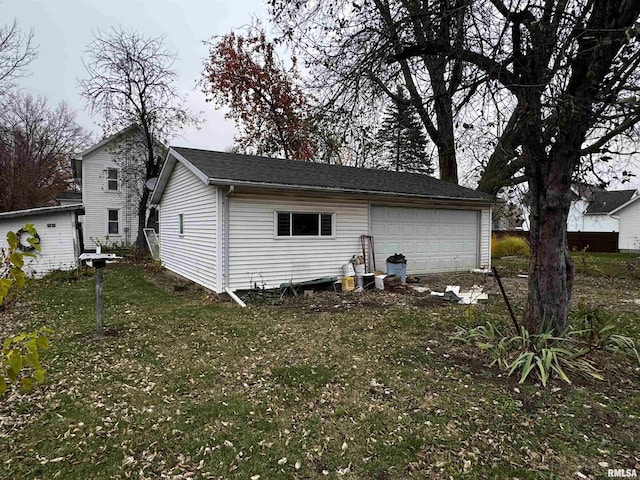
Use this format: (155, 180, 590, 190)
(178, 213, 184, 236)
(274, 211, 335, 239)
(105, 167, 120, 192)
(106, 208, 120, 236)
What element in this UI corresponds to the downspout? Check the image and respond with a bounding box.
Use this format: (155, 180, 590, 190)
(222, 185, 234, 290)
(221, 185, 244, 307)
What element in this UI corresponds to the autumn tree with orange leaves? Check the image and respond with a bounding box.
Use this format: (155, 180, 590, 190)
(202, 24, 315, 161)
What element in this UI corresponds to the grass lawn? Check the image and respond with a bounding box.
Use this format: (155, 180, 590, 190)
(1, 254, 639, 479)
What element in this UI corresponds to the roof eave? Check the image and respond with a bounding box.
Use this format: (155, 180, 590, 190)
(151, 147, 211, 204)
(206, 178, 494, 204)
(608, 194, 640, 216)
(0, 204, 85, 220)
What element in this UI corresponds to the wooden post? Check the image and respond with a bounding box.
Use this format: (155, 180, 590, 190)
(95, 265, 103, 335)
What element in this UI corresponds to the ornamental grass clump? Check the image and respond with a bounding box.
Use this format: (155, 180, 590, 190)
(492, 235, 530, 258)
(452, 305, 640, 387)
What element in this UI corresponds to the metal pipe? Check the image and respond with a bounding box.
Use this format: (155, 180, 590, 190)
(225, 287, 246, 308)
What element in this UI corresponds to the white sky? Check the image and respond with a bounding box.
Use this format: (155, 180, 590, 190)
(3, 0, 270, 151)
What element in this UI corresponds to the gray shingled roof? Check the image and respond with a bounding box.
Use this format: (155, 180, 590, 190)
(56, 191, 82, 200)
(172, 147, 492, 202)
(585, 189, 636, 214)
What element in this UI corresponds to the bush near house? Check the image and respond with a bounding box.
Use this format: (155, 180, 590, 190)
(492, 234, 530, 258)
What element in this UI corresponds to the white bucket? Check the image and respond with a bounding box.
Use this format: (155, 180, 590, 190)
(354, 264, 365, 276)
(375, 275, 387, 290)
(342, 263, 355, 277)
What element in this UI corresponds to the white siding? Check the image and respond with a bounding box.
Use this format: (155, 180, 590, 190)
(0, 211, 80, 278)
(227, 194, 368, 291)
(617, 200, 640, 251)
(480, 206, 491, 269)
(81, 144, 140, 249)
(159, 162, 218, 291)
(567, 199, 588, 231)
(568, 199, 619, 232)
(581, 214, 619, 232)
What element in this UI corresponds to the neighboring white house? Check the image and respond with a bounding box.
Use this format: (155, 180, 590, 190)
(150, 147, 493, 293)
(609, 195, 640, 252)
(0, 204, 85, 278)
(567, 185, 636, 232)
(73, 126, 155, 250)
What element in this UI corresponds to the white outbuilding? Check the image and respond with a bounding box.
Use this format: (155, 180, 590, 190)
(0, 204, 85, 278)
(609, 195, 640, 252)
(150, 148, 494, 293)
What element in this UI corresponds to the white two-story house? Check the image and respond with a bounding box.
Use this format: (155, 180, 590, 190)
(73, 126, 151, 250)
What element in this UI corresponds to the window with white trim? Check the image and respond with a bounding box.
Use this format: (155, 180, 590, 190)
(276, 212, 334, 237)
(107, 209, 120, 235)
(106, 168, 119, 191)
(178, 213, 184, 235)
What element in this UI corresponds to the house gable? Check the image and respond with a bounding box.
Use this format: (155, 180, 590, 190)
(157, 161, 219, 292)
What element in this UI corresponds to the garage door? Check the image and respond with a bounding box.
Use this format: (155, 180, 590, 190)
(370, 206, 479, 273)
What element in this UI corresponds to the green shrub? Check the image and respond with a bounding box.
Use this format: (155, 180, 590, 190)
(492, 235, 530, 258)
(1, 224, 50, 397)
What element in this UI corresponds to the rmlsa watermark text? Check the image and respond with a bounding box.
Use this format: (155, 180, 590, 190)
(608, 469, 638, 478)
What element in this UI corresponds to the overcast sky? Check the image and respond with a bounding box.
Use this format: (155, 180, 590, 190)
(3, 0, 269, 151)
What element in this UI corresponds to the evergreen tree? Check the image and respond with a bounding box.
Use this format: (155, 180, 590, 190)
(376, 87, 434, 175)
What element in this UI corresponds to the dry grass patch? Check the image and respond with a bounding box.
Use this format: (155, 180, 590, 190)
(0, 261, 638, 479)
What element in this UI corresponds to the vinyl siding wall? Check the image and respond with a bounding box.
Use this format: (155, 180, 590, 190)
(480, 206, 491, 269)
(159, 162, 218, 291)
(0, 211, 80, 278)
(568, 199, 619, 232)
(227, 193, 368, 291)
(81, 145, 140, 249)
(617, 200, 640, 251)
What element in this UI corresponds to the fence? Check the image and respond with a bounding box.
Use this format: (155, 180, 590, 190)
(493, 230, 619, 253)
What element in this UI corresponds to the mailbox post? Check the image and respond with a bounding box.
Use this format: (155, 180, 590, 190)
(79, 252, 121, 335)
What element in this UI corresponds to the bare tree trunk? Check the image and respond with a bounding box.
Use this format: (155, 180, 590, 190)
(135, 186, 150, 252)
(524, 151, 576, 334)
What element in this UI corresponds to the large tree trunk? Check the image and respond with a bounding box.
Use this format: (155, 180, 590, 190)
(523, 148, 576, 334)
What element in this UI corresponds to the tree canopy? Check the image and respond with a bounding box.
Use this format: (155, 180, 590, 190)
(202, 23, 315, 161)
(0, 93, 88, 213)
(376, 87, 434, 174)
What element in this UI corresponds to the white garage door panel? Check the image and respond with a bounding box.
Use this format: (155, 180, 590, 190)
(371, 206, 479, 274)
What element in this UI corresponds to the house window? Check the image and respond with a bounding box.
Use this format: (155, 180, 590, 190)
(106, 168, 119, 191)
(276, 212, 334, 237)
(178, 214, 184, 235)
(107, 209, 119, 235)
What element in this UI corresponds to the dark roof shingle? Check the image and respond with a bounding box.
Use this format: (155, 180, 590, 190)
(172, 147, 491, 202)
(585, 190, 636, 214)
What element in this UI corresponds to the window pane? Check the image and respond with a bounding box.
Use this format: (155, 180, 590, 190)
(179, 214, 184, 234)
(292, 213, 319, 236)
(107, 169, 118, 190)
(277, 213, 290, 236)
(108, 209, 119, 234)
(320, 214, 332, 236)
